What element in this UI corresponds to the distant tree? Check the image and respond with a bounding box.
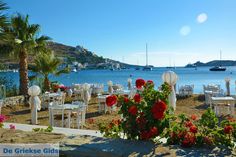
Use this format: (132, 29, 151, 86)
(0, 1, 9, 44)
(29, 51, 70, 92)
(6, 14, 51, 95)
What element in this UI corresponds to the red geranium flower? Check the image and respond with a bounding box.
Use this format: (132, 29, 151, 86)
(128, 105, 138, 116)
(124, 97, 129, 103)
(190, 125, 198, 134)
(106, 95, 117, 107)
(224, 125, 233, 134)
(135, 79, 146, 89)
(185, 121, 193, 128)
(181, 133, 196, 147)
(203, 136, 213, 145)
(140, 130, 151, 140)
(150, 127, 158, 136)
(147, 80, 154, 84)
(191, 114, 197, 121)
(151, 101, 167, 120)
(133, 94, 141, 103)
(152, 111, 164, 120)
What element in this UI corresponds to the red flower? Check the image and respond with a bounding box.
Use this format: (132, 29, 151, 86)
(181, 133, 196, 147)
(152, 111, 164, 120)
(136, 117, 146, 130)
(224, 125, 233, 134)
(128, 105, 138, 116)
(190, 125, 198, 134)
(133, 94, 141, 103)
(106, 95, 117, 107)
(185, 121, 193, 128)
(124, 97, 129, 103)
(140, 131, 151, 140)
(112, 119, 121, 125)
(150, 127, 158, 136)
(147, 80, 154, 84)
(0, 115, 7, 123)
(135, 79, 145, 89)
(178, 131, 187, 139)
(203, 136, 213, 145)
(191, 114, 197, 121)
(151, 101, 167, 120)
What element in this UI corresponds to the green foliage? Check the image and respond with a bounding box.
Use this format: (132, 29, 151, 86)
(29, 51, 70, 92)
(166, 109, 236, 148)
(32, 126, 53, 133)
(199, 108, 218, 129)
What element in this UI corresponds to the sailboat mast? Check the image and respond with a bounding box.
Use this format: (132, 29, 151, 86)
(146, 43, 148, 66)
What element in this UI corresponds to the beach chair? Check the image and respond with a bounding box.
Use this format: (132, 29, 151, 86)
(65, 101, 86, 129)
(203, 84, 224, 105)
(178, 85, 194, 97)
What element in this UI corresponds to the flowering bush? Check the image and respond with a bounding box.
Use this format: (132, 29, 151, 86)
(99, 78, 236, 149)
(99, 79, 172, 140)
(0, 114, 7, 128)
(51, 83, 68, 92)
(166, 108, 236, 148)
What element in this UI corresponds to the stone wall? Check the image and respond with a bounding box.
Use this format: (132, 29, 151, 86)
(1, 95, 25, 106)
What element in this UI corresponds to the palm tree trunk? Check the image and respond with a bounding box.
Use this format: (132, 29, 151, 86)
(19, 50, 29, 95)
(44, 76, 50, 92)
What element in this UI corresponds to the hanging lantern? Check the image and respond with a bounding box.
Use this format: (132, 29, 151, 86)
(28, 85, 41, 96)
(28, 85, 41, 125)
(225, 77, 231, 96)
(162, 71, 178, 111)
(162, 71, 178, 86)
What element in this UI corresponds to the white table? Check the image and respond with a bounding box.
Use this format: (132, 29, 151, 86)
(49, 103, 86, 128)
(210, 96, 235, 117)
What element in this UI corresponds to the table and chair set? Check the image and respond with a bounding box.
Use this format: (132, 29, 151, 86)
(40, 83, 133, 129)
(203, 84, 236, 117)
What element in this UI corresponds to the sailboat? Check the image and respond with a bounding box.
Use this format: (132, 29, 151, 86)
(209, 50, 226, 71)
(143, 43, 153, 71)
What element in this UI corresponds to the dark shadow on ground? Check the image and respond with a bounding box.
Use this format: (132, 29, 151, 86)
(195, 103, 209, 110)
(10, 109, 30, 115)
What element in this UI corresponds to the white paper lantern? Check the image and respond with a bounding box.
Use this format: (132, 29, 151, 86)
(162, 71, 178, 85)
(28, 85, 41, 96)
(162, 71, 178, 111)
(28, 85, 41, 125)
(107, 81, 113, 86)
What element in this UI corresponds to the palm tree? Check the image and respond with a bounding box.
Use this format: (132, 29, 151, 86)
(7, 14, 51, 95)
(0, 1, 9, 43)
(29, 51, 70, 92)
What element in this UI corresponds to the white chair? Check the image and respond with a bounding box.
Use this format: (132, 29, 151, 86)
(178, 85, 194, 97)
(49, 102, 65, 127)
(204, 84, 224, 105)
(67, 101, 86, 129)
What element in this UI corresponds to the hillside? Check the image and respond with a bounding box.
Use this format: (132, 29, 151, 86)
(185, 60, 236, 67)
(47, 42, 105, 64)
(0, 42, 136, 69)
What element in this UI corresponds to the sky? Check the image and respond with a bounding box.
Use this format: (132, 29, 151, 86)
(4, 0, 236, 67)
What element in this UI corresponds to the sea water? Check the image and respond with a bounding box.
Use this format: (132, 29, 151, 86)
(1, 66, 236, 94)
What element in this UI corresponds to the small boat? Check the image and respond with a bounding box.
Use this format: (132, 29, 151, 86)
(209, 50, 226, 71)
(71, 68, 77, 72)
(135, 67, 140, 70)
(209, 66, 226, 71)
(143, 66, 152, 71)
(142, 43, 153, 71)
